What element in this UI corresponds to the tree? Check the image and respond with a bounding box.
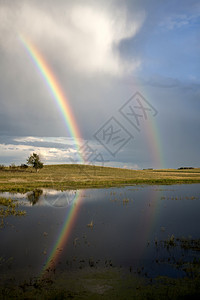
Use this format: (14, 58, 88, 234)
(27, 153, 43, 172)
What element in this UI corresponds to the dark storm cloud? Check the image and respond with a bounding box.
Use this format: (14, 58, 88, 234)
(0, 136, 75, 150)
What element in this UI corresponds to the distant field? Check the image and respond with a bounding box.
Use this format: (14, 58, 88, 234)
(0, 165, 200, 192)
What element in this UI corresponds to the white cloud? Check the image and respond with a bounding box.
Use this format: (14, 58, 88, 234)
(67, 4, 144, 75)
(0, 1, 145, 76)
(14, 137, 45, 143)
(0, 143, 76, 165)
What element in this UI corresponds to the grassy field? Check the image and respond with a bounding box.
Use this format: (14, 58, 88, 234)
(0, 164, 200, 192)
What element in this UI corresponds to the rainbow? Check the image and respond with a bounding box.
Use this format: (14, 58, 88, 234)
(19, 34, 83, 163)
(143, 114, 164, 169)
(19, 35, 85, 276)
(126, 83, 164, 169)
(42, 190, 84, 275)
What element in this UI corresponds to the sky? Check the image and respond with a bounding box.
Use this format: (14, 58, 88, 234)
(0, 0, 199, 169)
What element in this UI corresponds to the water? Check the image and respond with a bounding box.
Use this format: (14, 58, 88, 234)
(0, 184, 200, 283)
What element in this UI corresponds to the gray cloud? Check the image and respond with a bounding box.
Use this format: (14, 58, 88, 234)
(0, 0, 199, 168)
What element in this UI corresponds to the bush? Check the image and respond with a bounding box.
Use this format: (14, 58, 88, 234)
(20, 164, 28, 169)
(9, 163, 17, 170)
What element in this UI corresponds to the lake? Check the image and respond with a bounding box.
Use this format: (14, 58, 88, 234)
(0, 184, 200, 286)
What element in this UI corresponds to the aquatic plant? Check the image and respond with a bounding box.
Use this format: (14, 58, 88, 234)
(87, 220, 94, 228)
(123, 198, 129, 205)
(0, 197, 26, 218)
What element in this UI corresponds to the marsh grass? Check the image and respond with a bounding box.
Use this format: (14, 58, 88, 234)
(0, 197, 26, 218)
(154, 236, 200, 279)
(0, 165, 200, 193)
(159, 236, 200, 252)
(1, 267, 200, 299)
(87, 220, 94, 228)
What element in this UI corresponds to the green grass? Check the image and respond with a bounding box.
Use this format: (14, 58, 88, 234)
(0, 164, 200, 192)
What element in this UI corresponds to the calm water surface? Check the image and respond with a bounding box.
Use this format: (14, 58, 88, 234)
(0, 184, 200, 282)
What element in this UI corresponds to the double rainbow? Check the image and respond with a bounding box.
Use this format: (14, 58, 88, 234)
(19, 34, 164, 278)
